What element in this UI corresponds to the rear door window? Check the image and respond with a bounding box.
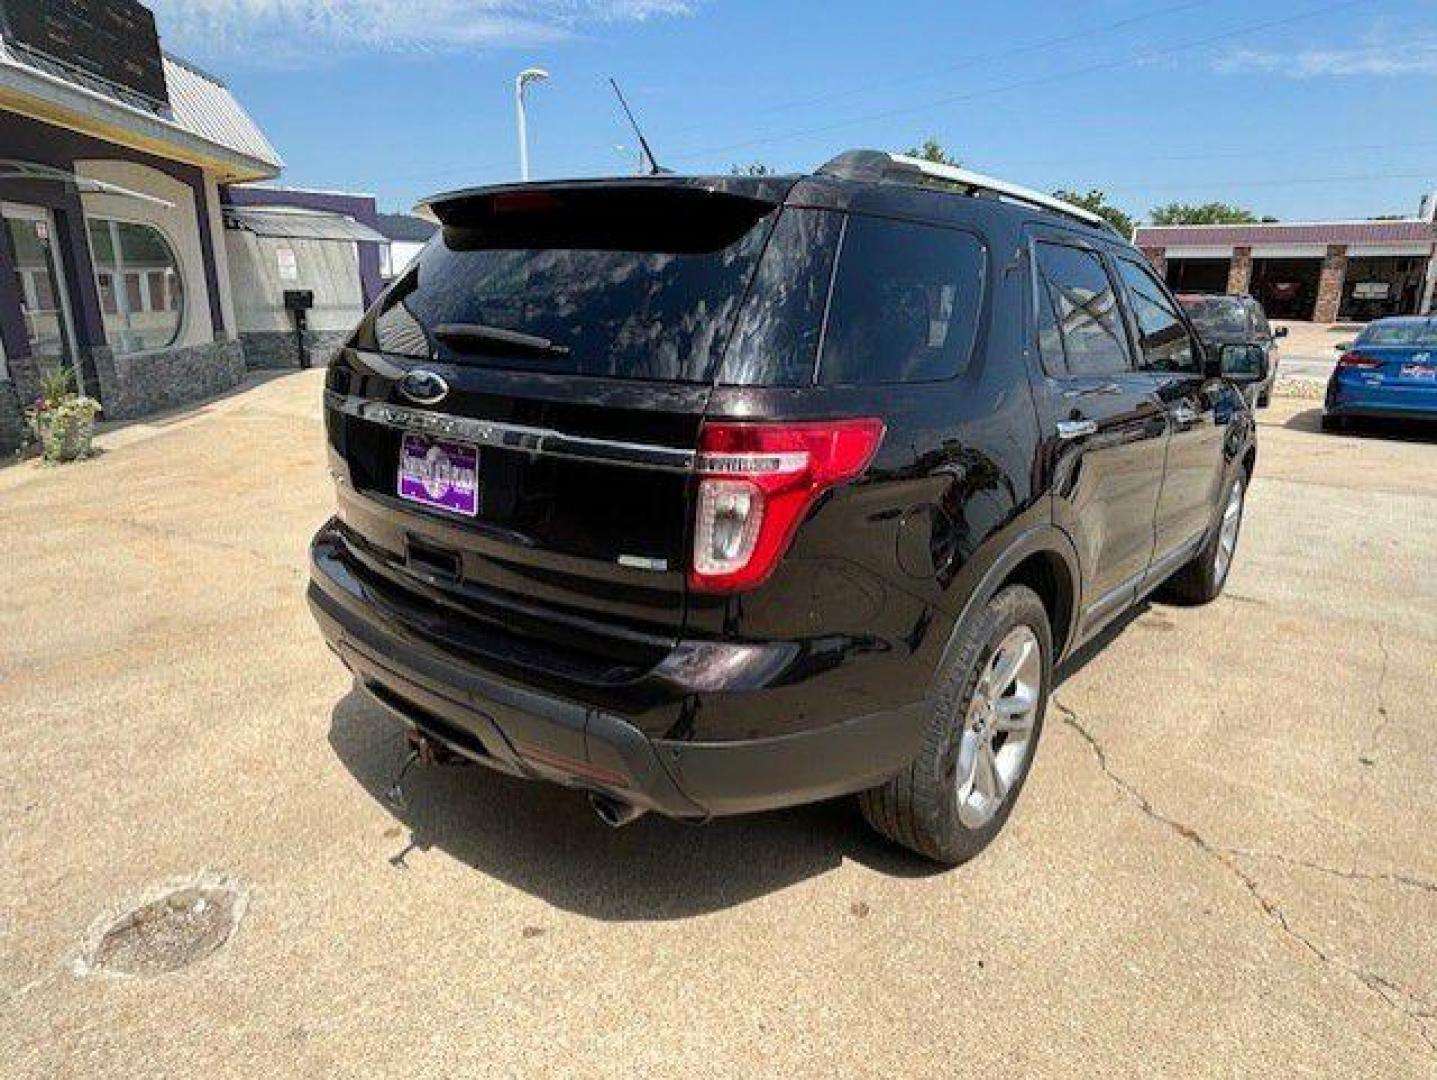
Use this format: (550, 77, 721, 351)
(1033, 242, 1133, 377)
(1113, 257, 1199, 374)
(818, 216, 986, 385)
(357, 187, 779, 382)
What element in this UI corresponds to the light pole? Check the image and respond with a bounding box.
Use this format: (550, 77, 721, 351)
(515, 67, 549, 182)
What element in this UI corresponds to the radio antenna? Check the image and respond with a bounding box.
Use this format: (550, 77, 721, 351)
(608, 78, 667, 175)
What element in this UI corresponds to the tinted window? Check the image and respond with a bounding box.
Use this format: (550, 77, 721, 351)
(720, 208, 842, 386)
(1360, 320, 1437, 347)
(355, 189, 776, 382)
(1116, 258, 1197, 373)
(819, 216, 985, 385)
(1250, 302, 1272, 339)
(1180, 296, 1249, 341)
(1033, 242, 1131, 377)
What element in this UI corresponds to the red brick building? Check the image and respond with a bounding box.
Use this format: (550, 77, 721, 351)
(1135, 204, 1437, 323)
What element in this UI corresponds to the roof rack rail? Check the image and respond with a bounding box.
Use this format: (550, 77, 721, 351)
(818, 150, 1118, 235)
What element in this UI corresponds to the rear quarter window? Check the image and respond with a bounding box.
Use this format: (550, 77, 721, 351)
(818, 216, 986, 386)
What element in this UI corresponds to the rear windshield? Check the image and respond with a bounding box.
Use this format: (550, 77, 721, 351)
(1180, 297, 1249, 340)
(354, 186, 778, 382)
(1359, 320, 1437, 347)
(356, 193, 987, 389)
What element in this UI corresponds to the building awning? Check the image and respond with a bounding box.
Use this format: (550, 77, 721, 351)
(223, 208, 386, 244)
(0, 160, 175, 208)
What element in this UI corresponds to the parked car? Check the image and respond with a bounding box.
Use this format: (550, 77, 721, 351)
(1178, 293, 1286, 407)
(1324, 316, 1437, 431)
(307, 150, 1265, 864)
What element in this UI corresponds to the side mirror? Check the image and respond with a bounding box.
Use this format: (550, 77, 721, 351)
(1274, 326, 1289, 339)
(1219, 343, 1268, 384)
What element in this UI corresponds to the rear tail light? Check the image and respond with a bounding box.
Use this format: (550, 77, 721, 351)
(1338, 352, 1381, 369)
(690, 419, 885, 594)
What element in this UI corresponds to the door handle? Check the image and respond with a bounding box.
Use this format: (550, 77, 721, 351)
(1057, 418, 1098, 440)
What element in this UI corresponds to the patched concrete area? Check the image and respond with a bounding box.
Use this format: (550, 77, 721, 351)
(79, 874, 247, 979)
(1, 375, 1434, 1076)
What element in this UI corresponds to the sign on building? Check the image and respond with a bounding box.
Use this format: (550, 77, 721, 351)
(275, 247, 299, 282)
(0, 0, 169, 107)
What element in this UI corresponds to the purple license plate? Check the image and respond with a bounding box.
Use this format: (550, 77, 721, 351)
(397, 433, 479, 517)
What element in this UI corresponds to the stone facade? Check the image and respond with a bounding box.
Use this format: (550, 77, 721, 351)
(1315, 244, 1349, 323)
(1227, 246, 1253, 294)
(0, 337, 248, 450)
(1140, 247, 1167, 276)
(0, 379, 26, 456)
(93, 338, 247, 422)
(241, 329, 347, 371)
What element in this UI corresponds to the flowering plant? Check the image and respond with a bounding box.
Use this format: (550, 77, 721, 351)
(24, 367, 100, 463)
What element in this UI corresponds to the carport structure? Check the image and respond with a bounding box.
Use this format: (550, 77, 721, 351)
(1137, 214, 1437, 322)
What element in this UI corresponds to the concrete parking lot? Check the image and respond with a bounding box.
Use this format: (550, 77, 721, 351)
(2, 371, 1435, 1077)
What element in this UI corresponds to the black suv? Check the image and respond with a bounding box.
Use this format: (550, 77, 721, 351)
(1178, 292, 1286, 408)
(308, 151, 1265, 864)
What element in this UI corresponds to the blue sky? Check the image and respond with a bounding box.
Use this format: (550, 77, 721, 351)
(148, 0, 1437, 222)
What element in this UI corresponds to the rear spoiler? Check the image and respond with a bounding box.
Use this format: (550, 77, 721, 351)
(418, 175, 797, 228)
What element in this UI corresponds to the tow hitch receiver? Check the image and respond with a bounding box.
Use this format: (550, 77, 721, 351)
(386, 729, 467, 810)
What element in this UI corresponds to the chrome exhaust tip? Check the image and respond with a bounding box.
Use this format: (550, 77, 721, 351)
(589, 792, 646, 828)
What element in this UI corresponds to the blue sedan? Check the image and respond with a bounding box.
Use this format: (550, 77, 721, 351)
(1324, 317, 1437, 430)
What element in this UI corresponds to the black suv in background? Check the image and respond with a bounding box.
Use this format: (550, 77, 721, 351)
(1178, 292, 1286, 407)
(308, 151, 1266, 864)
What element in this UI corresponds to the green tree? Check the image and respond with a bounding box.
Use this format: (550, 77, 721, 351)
(1052, 189, 1135, 237)
(905, 138, 961, 166)
(1149, 202, 1265, 226)
(730, 162, 772, 176)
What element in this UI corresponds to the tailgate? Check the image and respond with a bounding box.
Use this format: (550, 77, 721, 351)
(323, 178, 791, 673)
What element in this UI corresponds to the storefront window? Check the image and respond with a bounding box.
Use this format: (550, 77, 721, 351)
(87, 219, 184, 355)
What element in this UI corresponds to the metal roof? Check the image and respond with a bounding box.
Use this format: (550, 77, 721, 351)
(0, 38, 282, 182)
(1135, 220, 1436, 248)
(161, 54, 281, 170)
(224, 207, 386, 244)
(375, 213, 439, 244)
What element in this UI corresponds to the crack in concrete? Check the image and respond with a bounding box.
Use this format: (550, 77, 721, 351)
(1358, 626, 1394, 767)
(1054, 697, 1437, 1056)
(1227, 848, 1437, 897)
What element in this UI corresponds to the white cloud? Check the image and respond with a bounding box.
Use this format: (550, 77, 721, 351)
(147, 1, 697, 64)
(1214, 40, 1437, 79)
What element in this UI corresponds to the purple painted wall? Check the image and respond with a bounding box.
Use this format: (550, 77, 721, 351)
(0, 111, 228, 361)
(221, 185, 385, 307)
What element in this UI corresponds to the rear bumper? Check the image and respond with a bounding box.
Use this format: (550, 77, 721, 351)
(1327, 376, 1437, 421)
(308, 529, 926, 819)
(1324, 401, 1437, 422)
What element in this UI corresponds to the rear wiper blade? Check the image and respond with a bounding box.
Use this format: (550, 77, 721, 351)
(433, 323, 571, 358)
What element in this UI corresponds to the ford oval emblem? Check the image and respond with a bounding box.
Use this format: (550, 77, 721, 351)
(399, 369, 448, 406)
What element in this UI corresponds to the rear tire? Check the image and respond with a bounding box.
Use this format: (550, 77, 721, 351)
(859, 585, 1051, 865)
(1161, 468, 1246, 606)
(1321, 413, 1347, 432)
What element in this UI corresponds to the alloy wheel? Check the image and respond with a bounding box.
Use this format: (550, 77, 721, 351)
(1214, 479, 1244, 586)
(955, 625, 1043, 829)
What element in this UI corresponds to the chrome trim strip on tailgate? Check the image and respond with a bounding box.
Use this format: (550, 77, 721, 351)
(325, 390, 697, 472)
